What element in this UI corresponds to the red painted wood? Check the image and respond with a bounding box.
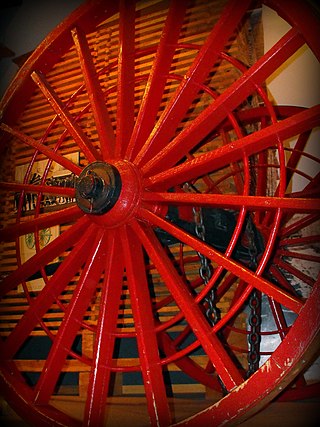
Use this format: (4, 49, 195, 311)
(0, 181, 75, 197)
(268, 298, 289, 341)
(1, 224, 98, 360)
(158, 332, 219, 390)
(127, 0, 188, 160)
(142, 191, 320, 213)
(135, 0, 252, 168)
(115, 0, 136, 159)
(265, 0, 320, 60)
(145, 105, 320, 189)
(122, 224, 172, 426)
(0, 216, 90, 297)
(138, 208, 303, 314)
(173, 282, 320, 426)
(33, 229, 107, 405)
(0, 360, 81, 427)
(31, 71, 102, 163)
(0, 123, 82, 176)
(141, 28, 306, 176)
(132, 218, 244, 391)
(84, 230, 124, 426)
(0, 1, 120, 127)
(72, 26, 116, 160)
(0, 205, 83, 242)
(279, 213, 320, 237)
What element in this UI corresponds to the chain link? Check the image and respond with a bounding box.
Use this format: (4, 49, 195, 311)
(182, 183, 220, 325)
(246, 214, 258, 269)
(192, 206, 220, 326)
(247, 289, 261, 377)
(245, 213, 262, 377)
(192, 203, 225, 393)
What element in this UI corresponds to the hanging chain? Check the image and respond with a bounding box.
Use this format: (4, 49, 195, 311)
(246, 212, 262, 377)
(192, 203, 226, 394)
(192, 203, 220, 326)
(183, 183, 220, 325)
(246, 214, 258, 270)
(192, 207, 211, 283)
(182, 183, 221, 325)
(247, 289, 261, 377)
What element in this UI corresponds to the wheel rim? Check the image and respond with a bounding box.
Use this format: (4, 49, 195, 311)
(0, 1, 319, 426)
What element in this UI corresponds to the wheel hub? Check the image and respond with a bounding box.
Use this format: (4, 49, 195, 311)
(75, 162, 121, 214)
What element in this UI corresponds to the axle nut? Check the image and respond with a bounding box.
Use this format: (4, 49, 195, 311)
(78, 172, 104, 199)
(75, 162, 121, 215)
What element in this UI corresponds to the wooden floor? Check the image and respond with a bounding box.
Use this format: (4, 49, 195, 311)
(1, 396, 319, 426)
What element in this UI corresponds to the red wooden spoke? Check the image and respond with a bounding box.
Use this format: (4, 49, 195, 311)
(262, 130, 315, 227)
(274, 257, 315, 288)
(279, 213, 320, 238)
(268, 298, 289, 341)
(84, 230, 124, 427)
(268, 265, 295, 293)
(142, 28, 306, 176)
(158, 330, 218, 390)
(220, 129, 244, 195)
(138, 208, 303, 314)
(279, 234, 320, 247)
(134, 0, 251, 168)
(145, 105, 320, 189)
(284, 131, 311, 187)
(115, 0, 136, 159)
(0, 216, 90, 297)
(0, 181, 75, 198)
(1, 223, 98, 360)
(0, 123, 82, 176)
(126, 0, 187, 160)
(71, 26, 115, 160)
(288, 172, 320, 206)
(122, 230, 171, 409)
(131, 218, 243, 392)
(142, 191, 320, 213)
(33, 228, 107, 405)
(121, 224, 171, 426)
(0, 205, 82, 242)
(277, 249, 320, 264)
(31, 71, 102, 163)
(290, 187, 320, 200)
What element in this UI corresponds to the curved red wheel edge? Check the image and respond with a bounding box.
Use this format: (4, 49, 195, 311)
(265, 0, 320, 60)
(0, 0, 119, 127)
(0, 361, 80, 427)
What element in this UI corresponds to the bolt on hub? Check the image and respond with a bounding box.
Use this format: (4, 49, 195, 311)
(75, 162, 122, 214)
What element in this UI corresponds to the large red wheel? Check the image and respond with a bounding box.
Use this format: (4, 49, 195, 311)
(0, 1, 319, 426)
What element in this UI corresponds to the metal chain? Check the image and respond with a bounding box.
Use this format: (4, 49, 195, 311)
(182, 183, 220, 325)
(192, 205, 220, 326)
(247, 289, 261, 377)
(246, 213, 262, 377)
(192, 207, 211, 283)
(246, 214, 258, 270)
